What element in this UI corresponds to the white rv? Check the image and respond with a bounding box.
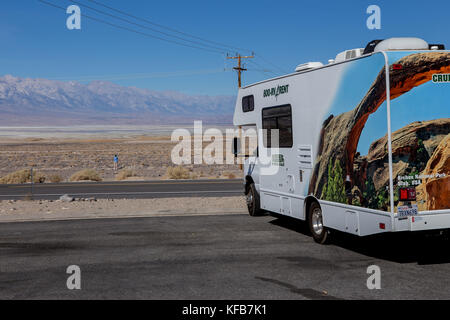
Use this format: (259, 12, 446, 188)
(233, 38, 450, 243)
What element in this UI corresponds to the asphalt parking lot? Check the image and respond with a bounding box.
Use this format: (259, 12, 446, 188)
(1, 213, 450, 299)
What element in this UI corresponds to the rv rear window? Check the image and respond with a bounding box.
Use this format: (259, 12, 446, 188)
(242, 95, 254, 112)
(262, 105, 293, 148)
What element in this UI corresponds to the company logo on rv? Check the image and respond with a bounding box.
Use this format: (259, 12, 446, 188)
(263, 84, 289, 98)
(432, 74, 450, 83)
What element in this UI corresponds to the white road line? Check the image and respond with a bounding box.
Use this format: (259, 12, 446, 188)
(0, 211, 248, 224)
(0, 190, 242, 197)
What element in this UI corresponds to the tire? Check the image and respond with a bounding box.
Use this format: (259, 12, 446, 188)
(245, 183, 264, 216)
(307, 202, 330, 244)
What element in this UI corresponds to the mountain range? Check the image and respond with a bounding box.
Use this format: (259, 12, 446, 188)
(0, 75, 236, 125)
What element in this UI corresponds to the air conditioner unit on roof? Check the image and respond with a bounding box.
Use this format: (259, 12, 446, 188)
(295, 62, 324, 72)
(334, 48, 364, 63)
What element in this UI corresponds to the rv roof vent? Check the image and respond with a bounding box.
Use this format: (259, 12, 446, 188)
(295, 62, 324, 72)
(374, 37, 429, 52)
(334, 48, 364, 63)
(429, 44, 445, 50)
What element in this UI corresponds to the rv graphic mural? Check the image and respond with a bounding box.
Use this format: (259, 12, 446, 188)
(309, 52, 450, 212)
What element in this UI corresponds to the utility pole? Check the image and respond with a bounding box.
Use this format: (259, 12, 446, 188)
(227, 53, 254, 88)
(227, 53, 254, 170)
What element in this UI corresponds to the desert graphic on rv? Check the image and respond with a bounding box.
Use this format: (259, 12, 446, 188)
(312, 50, 450, 212)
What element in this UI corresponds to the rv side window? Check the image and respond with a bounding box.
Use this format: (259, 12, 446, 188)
(242, 95, 254, 112)
(262, 105, 293, 148)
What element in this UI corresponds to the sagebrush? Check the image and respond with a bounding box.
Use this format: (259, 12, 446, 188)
(166, 166, 191, 179)
(115, 168, 137, 181)
(69, 169, 102, 182)
(0, 169, 46, 184)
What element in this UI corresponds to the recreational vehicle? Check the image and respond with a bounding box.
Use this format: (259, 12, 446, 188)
(233, 38, 450, 243)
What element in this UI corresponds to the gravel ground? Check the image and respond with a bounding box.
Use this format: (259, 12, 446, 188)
(0, 196, 247, 222)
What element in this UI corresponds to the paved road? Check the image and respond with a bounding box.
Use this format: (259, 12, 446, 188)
(0, 179, 243, 200)
(1, 213, 450, 299)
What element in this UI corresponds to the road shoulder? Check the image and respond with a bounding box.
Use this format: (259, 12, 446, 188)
(0, 196, 247, 223)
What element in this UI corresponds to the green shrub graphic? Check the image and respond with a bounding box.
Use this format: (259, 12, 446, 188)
(321, 159, 347, 204)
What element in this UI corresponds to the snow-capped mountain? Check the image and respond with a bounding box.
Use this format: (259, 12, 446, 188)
(0, 75, 236, 125)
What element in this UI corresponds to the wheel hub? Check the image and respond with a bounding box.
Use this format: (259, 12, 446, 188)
(246, 192, 253, 207)
(311, 207, 323, 235)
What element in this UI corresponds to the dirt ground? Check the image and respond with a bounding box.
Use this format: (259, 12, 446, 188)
(0, 136, 241, 182)
(0, 196, 247, 222)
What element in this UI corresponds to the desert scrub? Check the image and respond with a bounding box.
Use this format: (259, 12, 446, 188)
(115, 168, 136, 181)
(223, 172, 236, 179)
(49, 174, 63, 183)
(69, 169, 102, 182)
(0, 169, 46, 184)
(166, 166, 191, 179)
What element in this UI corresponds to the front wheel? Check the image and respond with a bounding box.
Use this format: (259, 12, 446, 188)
(308, 202, 330, 244)
(246, 183, 264, 216)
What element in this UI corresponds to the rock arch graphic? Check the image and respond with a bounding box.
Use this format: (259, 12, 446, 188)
(309, 52, 450, 199)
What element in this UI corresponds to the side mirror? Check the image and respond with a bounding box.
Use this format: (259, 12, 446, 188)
(232, 137, 241, 157)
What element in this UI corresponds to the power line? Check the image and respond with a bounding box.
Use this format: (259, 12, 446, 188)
(67, 0, 229, 53)
(40, 0, 288, 76)
(86, 0, 252, 54)
(246, 59, 277, 76)
(86, 0, 287, 74)
(39, 0, 224, 54)
(254, 54, 289, 74)
(246, 68, 275, 74)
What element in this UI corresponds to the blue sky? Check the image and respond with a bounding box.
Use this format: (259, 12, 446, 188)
(1, 0, 450, 95)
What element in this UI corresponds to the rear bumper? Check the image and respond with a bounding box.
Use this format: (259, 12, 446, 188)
(395, 210, 450, 232)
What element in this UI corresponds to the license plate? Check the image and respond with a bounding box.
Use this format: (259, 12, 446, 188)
(397, 204, 418, 217)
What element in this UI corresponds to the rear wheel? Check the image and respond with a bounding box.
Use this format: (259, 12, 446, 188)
(246, 183, 263, 216)
(308, 202, 330, 244)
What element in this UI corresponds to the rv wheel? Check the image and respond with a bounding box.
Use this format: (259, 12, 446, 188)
(246, 183, 263, 216)
(308, 202, 330, 244)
